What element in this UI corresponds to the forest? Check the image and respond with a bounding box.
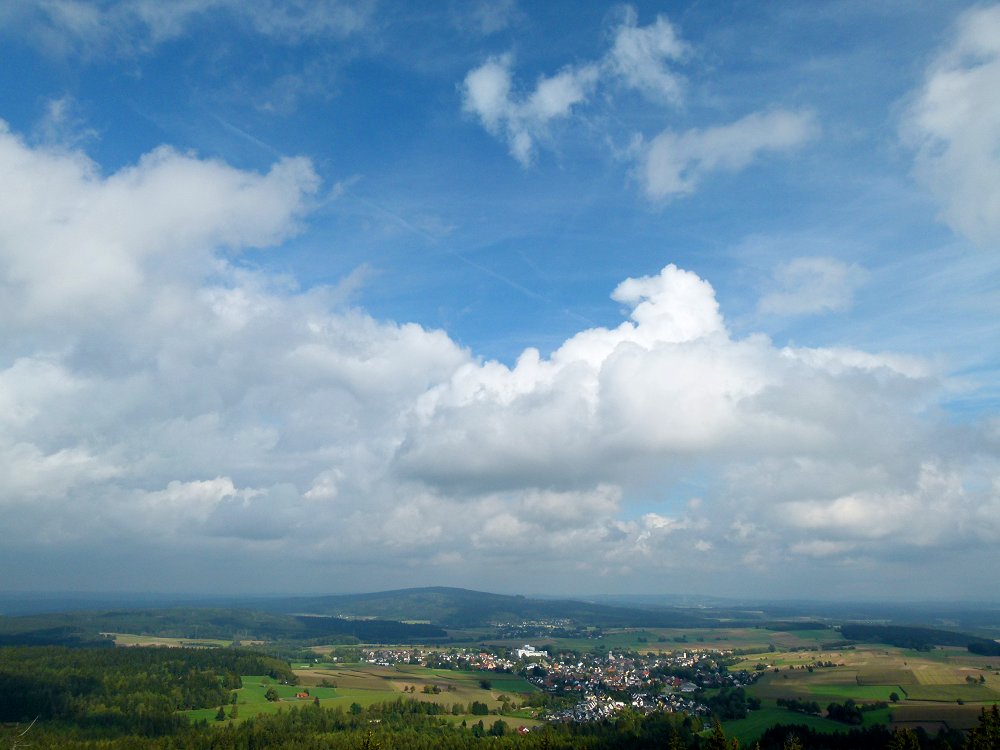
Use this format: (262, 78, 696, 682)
(838, 625, 1000, 656)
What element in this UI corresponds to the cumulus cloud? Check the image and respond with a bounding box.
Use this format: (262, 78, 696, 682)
(903, 4, 1000, 247)
(0, 123, 318, 324)
(640, 109, 819, 200)
(394, 262, 939, 498)
(758, 256, 867, 316)
(0, 123, 994, 594)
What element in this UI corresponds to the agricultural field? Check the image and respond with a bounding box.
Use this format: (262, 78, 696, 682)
(186, 664, 543, 727)
(486, 625, 839, 654)
(105, 632, 234, 648)
(184, 674, 338, 723)
(727, 643, 1000, 742)
(297, 664, 535, 702)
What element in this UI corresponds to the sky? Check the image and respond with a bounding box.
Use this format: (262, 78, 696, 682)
(0, 0, 998, 602)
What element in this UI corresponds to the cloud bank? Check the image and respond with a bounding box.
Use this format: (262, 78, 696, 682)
(0, 122, 995, 595)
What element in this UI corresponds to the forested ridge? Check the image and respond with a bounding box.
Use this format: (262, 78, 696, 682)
(0, 646, 293, 734)
(0, 607, 447, 645)
(838, 625, 1000, 656)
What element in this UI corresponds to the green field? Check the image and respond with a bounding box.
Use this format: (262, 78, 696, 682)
(902, 684, 1000, 702)
(803, 683, 901, 701)
(856, 669, 916, 686)
(723, 707, 847, 744)
(297, 665, 534, 714)
(723, 704, 890, 744)
(184, 674, 339, 723)
(183, 667, 540, 726)
(382, 665, 536, 690)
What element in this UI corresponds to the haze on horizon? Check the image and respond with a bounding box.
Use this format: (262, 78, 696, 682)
(0, 1, 998, 602)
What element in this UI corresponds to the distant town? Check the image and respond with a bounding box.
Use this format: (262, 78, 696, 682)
(359, 619, 759, 724)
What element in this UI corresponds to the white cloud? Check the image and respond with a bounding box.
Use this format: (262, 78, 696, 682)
(903, 5, 1000, 248)
(461, 8, 685, 167)
(0, 124, 318, 323)
(395, 263, 929, 492)
(640, 110, 819, 200)
(0, 441, 120, 502)
(780, 463, 970, 545)
(605, 7, 687, 103)
(7, 0, 373, 57)
(462, 55, 599, 165)
(758, 256, 867, 316)
(461, 8, 817, 202)
(462, 56, 514, 132)
(453, 0, 521, 37)
(0, 123, 994, 594)
(33, 95, 98, 149)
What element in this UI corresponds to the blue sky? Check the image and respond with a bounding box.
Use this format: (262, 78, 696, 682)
(0, 0, 998, 600)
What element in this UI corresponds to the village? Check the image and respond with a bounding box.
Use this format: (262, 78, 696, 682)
(359, 630, 760, 723)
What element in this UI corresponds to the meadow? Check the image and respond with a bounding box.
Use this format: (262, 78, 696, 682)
(184, 664, 543, 728)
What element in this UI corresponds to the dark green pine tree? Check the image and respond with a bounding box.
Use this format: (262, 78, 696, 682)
(966, 705, 1000, 750)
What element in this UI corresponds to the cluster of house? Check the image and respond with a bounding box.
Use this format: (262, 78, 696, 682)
(361, 647, 518, 672)
(546, 695, 628, 723)
(527, 648, 748, 694)
(530, 648, 759, 722)
(359, 638, 758, 724)
(546, 691, 710, 723)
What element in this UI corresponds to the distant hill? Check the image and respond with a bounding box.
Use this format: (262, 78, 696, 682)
(1, 587, 812, 647)
(251, 586, 719, 629)
(0, 606, 446, 645)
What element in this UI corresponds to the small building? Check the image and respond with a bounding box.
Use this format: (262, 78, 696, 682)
(515, 644, 549, 659)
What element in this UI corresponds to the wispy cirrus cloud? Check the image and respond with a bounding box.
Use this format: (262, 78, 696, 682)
(2, 0, 374, 58)
(757, 256, 867, 317)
